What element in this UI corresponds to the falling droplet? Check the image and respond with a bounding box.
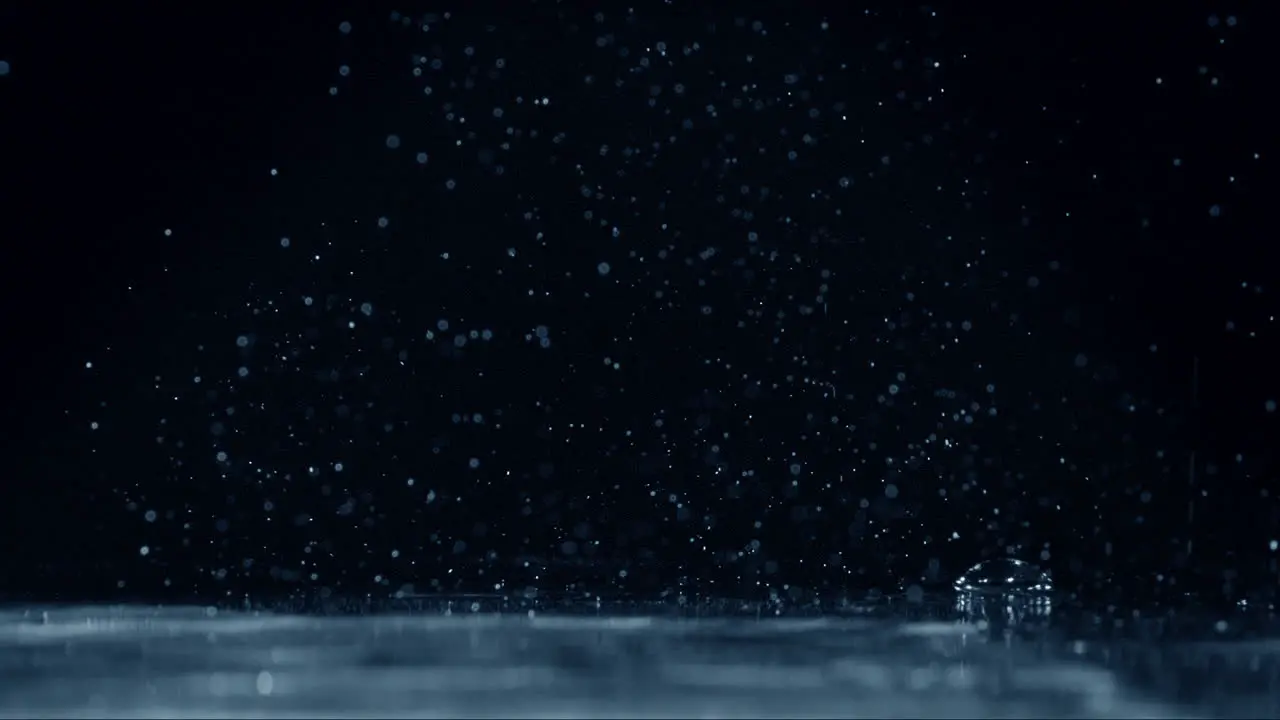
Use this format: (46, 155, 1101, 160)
(953, 558, 1053, 594)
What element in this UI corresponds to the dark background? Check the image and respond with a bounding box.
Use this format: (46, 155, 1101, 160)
(1, 3, 1275, 609)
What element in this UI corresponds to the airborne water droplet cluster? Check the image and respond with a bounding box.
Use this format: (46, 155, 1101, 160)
(953, 558, 1053, 594)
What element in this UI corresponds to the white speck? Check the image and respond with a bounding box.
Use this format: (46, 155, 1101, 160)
(256, 670, 275, 696)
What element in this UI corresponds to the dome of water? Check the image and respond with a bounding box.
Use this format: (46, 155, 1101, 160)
(953, 558, 1053, 594)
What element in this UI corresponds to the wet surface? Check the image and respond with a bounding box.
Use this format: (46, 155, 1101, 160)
(1, 598, 1276, 718)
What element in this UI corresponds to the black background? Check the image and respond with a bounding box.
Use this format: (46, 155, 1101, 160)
(1, 3, 1275, 609)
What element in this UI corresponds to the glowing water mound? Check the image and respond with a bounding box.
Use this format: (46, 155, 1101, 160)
(953, 558, 1054, 594)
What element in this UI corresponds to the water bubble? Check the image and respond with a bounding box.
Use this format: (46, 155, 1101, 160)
(953, 558, 1053, 594)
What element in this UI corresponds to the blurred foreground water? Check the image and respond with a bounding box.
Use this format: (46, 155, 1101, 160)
(0, 589, 1276, 719)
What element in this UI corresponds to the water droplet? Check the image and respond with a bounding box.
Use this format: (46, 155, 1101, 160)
(953, 558, 1053, 594)
(905, 584, 925, 603)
